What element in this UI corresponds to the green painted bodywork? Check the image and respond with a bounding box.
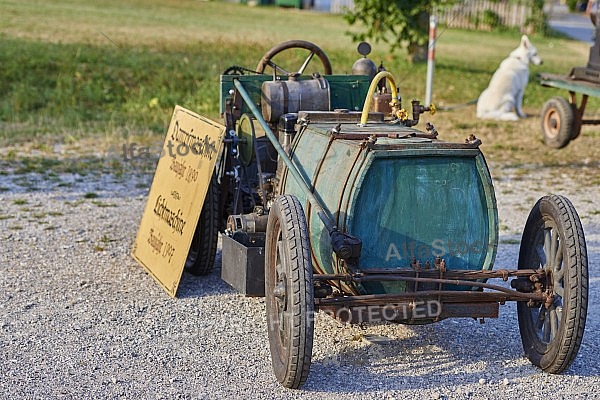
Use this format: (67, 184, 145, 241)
(281, 122, 498, 295)
(540, 73, 600, 97)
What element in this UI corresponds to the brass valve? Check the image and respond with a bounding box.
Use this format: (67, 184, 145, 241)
(428, 103, 436, 115)
(395, 108, 409, 121)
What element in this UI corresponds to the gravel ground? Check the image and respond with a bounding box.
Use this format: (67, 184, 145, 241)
(0, 161, 599, 399)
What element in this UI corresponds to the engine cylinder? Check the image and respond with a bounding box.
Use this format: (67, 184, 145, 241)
(261, 77, 330, 123)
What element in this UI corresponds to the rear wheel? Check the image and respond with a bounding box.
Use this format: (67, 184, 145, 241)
(265, 195, 314, 389)
(540, 97, 575, 149)
(185, 175, 220, 276)
(517, 194, 588, 373)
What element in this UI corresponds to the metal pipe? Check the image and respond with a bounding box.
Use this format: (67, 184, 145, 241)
(425, 14, 437, 106)
(233, 79, 336, 233)
(313, 268, 543, 280)
(355, 275, 537, 299)
(360, 71, 399, 126)
(312, 273, 544, 301)
(315, 290, 545, 306)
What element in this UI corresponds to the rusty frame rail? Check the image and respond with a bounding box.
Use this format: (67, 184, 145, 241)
(313, 268, 548, 307)
(313, 268, 549, 323)
(315, 290, 544, 306)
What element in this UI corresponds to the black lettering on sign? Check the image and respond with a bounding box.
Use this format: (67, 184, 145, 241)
(170, 121, 218, 160)
(169, 156, 186, 179)
(147, 228, 163, 254)
(152, 195, 187, 235)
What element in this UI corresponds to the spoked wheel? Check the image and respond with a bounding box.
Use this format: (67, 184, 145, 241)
(256, 40, 333, 77)
(517, 194, 588, 373)
(540, 97, 575, 149)
(185, 174, 220, 276)
(265, 195, 314, 389)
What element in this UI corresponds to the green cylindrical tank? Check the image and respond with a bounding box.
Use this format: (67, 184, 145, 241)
(281, 118, 498, 295)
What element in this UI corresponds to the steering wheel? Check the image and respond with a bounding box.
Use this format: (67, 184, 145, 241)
(255, 40, 333, 77)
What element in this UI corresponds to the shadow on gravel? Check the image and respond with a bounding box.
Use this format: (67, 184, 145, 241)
(177, 270, 236, 299)
(304, 298, 600, 392)
(304, 318, 535, 392)
(176, 252, 237, 299)
(300, 220, 600, 392)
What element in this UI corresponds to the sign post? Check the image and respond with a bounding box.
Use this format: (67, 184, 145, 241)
(132, 106, 225, 297)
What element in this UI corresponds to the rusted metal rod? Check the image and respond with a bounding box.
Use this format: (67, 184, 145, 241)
(357, 275, 535, 298)
(313, 273, 543, 301)
(313, 268, 543, 281)
(315, 290, 545, 306)
(331, 132, 438, 140)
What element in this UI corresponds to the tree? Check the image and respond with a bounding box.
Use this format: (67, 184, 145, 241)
(344, 0, 451, 62)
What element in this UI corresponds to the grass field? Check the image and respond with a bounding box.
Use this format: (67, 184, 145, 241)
(1, 0, 599, 171)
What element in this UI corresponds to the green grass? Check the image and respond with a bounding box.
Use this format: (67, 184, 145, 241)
(0, 0, 362, 144)
(83, 192, 99, 199)
(1, 0, 599, 171)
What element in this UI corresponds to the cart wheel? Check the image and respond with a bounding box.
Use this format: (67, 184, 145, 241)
(185, 174, 220, 276)
(540, 97, 575, 149)
(517, 195, 588, 373)
(265, 195, 314, 389)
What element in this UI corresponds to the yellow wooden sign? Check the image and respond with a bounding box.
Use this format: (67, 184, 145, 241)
(132, 105, 225, 297)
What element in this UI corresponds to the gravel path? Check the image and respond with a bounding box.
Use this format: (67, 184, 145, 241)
(0, 162, 599, 399)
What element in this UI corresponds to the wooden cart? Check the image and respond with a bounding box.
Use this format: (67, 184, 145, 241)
(539, 72, 600, 148)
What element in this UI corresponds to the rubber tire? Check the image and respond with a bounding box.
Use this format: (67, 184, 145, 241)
(265, 195, 314, 389)
(517, 194, 588, 373)
(540, 97, 575, 149)
(256, 40, 333, 76)
(184, 175, 220, 276)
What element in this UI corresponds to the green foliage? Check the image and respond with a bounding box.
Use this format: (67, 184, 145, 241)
(344, 0, 444, 61)
(529, 0, 550, 35)
(482, 9, 503, 29)
(566, 0, 579, 12)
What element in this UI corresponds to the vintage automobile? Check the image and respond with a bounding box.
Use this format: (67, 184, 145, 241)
(184, 40, 588, 389)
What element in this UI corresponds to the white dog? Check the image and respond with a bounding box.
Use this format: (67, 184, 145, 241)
(476, 35, 542, 121)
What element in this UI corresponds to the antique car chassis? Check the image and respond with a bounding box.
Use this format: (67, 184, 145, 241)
(186, 40, 589, 389)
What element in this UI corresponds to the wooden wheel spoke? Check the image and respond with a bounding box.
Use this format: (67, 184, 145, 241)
(553, 250, 564, 277)
(278, 304, 286, 333)
(542, 309, 552, 342)
(555, 305, 563, 326)
(549, 308, 558, 340)
(535, 243, 546, 267)
(276, 240, 285, 276)
(550, 228, 560, 265)
(535, 307, 546, 331)
(543, 228, 552, 268)
(554, 284, 565, 299)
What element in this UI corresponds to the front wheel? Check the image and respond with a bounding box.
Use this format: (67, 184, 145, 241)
(517, 194, 588, 373)
(265, 195, 314, 389)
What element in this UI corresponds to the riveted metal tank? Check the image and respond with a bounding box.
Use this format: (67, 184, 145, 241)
(280, 115, 498, 295)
